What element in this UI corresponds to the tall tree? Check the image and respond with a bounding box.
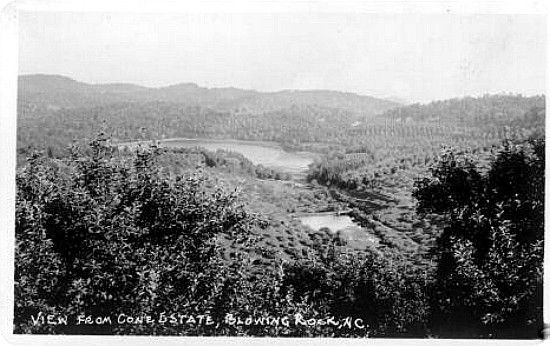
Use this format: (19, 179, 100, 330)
(413, 136, 544, 338)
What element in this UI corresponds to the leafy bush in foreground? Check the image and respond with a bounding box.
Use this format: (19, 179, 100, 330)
(283, 249, 429, 337)
(15, 134, 258, 334)
(414, 137, 544, 338)
(16, 132, 543, 338)
(14, 135, 429, 336)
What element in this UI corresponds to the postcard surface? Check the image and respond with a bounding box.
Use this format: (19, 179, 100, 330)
(1, 0, 547, 341)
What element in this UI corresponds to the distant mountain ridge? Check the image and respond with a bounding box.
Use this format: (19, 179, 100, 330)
(18, 74, 400, 116)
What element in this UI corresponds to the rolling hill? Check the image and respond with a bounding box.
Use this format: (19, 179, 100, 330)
(18, 74, 400, 116)
(378, 94, 545, 128)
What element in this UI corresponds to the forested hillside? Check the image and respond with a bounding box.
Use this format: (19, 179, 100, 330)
(14, 75, 545, 337)
(379, 94, 545, 127)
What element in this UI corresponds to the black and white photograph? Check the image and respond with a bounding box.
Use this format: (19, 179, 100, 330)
(0, 0, 547, 341)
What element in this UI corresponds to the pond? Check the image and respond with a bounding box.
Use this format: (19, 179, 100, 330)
(299, 213, 379, 247)
(299, 213, 359, 233)
(148, 138, 317, 175)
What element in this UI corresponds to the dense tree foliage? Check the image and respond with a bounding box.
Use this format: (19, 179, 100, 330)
(15, 75, 545, 338)
(413, 137, 544, 338)
(14, 135, 428, 336)
(18, 91, 542, 162)
(15, 134, 259, 334)
(382, 94, 545, 128)
(283, 249, 429, 337)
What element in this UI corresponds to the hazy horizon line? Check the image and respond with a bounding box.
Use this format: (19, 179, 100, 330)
(19, 72, 546, 105)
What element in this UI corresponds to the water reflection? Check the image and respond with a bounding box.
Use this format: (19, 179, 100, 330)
(162, 138, 316, 174)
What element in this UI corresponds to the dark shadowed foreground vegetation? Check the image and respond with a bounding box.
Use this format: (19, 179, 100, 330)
(15, 133, 543, 337)
(14, 76, 544, 337)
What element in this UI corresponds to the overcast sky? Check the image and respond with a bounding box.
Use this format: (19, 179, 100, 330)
(18, 12, 546, 103)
